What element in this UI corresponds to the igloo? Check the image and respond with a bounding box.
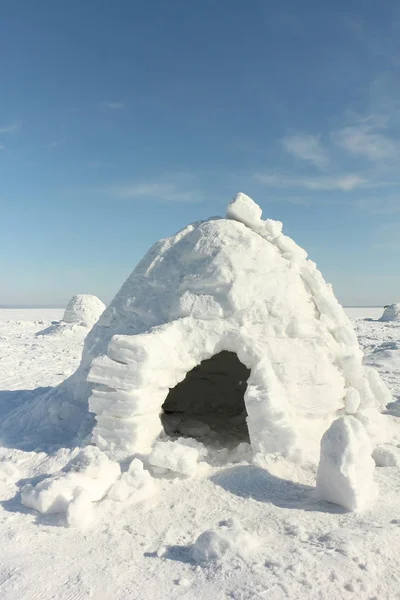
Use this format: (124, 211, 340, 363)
(379, 304, 400, 322)
(37, 295, 106, 336)
(71, 193, 391, 461)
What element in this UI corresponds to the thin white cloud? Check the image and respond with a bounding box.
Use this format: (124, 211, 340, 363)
(107, 179, 203, 203)
(0, 142, 5, 150)
(334, 122, 399, 161)
(102, 102, 125, 110)
(256, 172, 368, 191)
(0, 122, 21, 134)
(357, 195, 400, 214)
(282, 133, 329, 170)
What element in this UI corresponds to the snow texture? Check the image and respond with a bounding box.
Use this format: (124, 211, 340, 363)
(372, 444, 400, 467)
(316, 416, 377, 511)
(68, 192, 390, 461)
(379, 303, 400, 322)
(107, 458, 155, 503)
(1, 307, 400, 599)
(148, 440, 200, 476)
(192, 519, 260, 564)
(21, 446, 120, 516)
(36, 294, 105, 336)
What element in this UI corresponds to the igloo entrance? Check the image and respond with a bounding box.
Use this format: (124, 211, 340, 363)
(161, 351, 251, 447)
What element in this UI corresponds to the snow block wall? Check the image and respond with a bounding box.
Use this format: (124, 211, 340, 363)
(71, 193, 391, 461)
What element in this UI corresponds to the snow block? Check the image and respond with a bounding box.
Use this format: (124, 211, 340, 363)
(226, 192, 263, 228)
(21, 446, 120, 515)
(148, 440, 200, 476)
(316, 416, 377, 511)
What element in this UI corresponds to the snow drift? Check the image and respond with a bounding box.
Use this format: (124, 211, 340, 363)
(36, 295, 105, 336)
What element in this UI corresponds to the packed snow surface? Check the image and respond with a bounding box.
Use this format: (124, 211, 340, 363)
(1, 305, 400, 598)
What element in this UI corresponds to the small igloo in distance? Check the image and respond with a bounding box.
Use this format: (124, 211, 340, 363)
(37, 294, 105, 336)
(62, 294, 106, 328)
(73, 193, 391, 462)
(379, 304, 400, 322)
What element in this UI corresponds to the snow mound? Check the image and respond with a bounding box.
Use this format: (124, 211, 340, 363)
(20, 446, 120, 517)
(192, 519, 260, 564)
(107, 458, 155, 503)
(379, 303, 400, 322)
(316, 416, 377, 511)
(37, 295, 105, 336)
(372, 444, 400, 467)
(148, 440, 200, 476)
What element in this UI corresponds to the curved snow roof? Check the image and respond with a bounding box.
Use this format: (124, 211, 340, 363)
(62, 294, 106, 328)
(71, 193, 391, 461)
(36, 294, 105, 336)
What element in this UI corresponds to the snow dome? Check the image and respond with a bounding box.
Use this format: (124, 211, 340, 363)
(379, 304, 400, 322)
(62, 295, 106, 328)
(37, 295, 106, 336)
(69, 193, 391, 462)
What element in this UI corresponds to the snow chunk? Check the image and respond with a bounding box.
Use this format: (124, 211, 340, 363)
(148, 440, 199, 476)
(192, 520, 259, 564)
(0, 460, 20, 484)
(372, 444, 400, 467)
(379, 303, 400, 322)
(107, 458, 155, 503)
(316, 416, 377, 511)
(66, 489, 94, 528)
(21, 446, 120, 515)
(226, 193, 262, 228)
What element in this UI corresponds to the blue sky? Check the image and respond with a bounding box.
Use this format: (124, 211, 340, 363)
(1, 0, 400, 306)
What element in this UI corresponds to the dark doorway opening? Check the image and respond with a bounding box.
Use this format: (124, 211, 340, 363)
(161, 351, 251, 447)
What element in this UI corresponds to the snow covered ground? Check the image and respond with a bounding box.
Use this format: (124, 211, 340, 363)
(1, 307, 400, 599)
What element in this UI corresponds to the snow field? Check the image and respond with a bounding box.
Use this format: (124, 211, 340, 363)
(0, 307, 400, 597)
